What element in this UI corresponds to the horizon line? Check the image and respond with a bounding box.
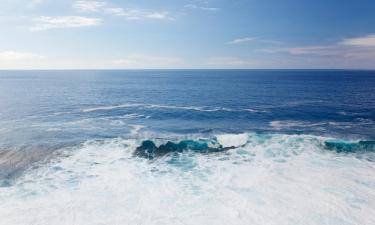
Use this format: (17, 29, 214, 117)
(1, 68, 375, 71)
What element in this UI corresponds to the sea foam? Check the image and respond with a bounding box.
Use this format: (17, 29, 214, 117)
(0, 133, 375, 225)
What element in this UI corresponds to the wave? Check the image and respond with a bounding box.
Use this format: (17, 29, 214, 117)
(1, 133, 374, 225)
(269, 120, 326, 130)
(270, 119, 374, 130)
(81, 103, 144, 112)
(134, 134, 248, 159)
(81, 103, 267, 113)
(242, 108, 268, 113)
(133, 134, 375, 160)
(325, 140, 375, 153)
(105, 113, 148, 120)
(2, 133, 374, 183)
(337, 111, 368, 116)
(130, 125, 145, 136)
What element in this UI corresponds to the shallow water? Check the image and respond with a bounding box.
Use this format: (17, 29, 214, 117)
(0, 70, 375, 225)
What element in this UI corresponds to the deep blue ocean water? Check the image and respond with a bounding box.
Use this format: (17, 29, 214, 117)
(1, 70, 375, 225)
(1, 70, 374, 145)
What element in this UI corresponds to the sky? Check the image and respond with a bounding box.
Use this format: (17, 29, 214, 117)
(0, 0, 375, 69)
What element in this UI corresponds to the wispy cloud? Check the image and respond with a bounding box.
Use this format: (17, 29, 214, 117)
(228, 37, 282, 45)
(261, 35, 375, 57)
(30, 16, 102, 31)
(228, 37, 256, 44)
(340, 34, 375, 47)
(0, 51, 44, 60)
(104, 8, 169, 20)
(73, 1, 107, 12)
(73, 1, 170, 20)
(261, 46, 335, 55)
(258, 34, 375, 68)
(184, 4, 220, 11)
(112, 55, 183, 68)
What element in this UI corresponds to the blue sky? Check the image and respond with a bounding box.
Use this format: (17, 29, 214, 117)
(0, 0, 375, 69)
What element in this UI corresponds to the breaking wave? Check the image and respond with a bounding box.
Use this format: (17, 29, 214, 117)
(0, 133, 375, 225)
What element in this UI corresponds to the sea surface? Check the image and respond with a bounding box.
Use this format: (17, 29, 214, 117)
(0, 70, 375, 225)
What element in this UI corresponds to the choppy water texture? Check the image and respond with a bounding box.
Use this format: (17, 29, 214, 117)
(0, 70, 375, 225)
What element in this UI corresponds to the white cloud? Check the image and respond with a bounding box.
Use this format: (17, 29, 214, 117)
(104, 8, 169, 20)
(200, 7, 219, 11)
(287, 46, 334, 55)
(112, 55, 183, 68)
(184, 4, 219, 11)
(257, 35, 375, 69)
(261, 46, 335, 55)
(30, 16, 102, 31)
(103, 7, 124, 15)
(0, 51, 44, 60)
(146, 12, 168, 20)
(340, 34, 375, 47)
(228, 37, 282, 45)
(262, 35, 375, 57)
(72, 1, 170, 20)
(228, 37, 256, 44)
(73, 1, 107, 12)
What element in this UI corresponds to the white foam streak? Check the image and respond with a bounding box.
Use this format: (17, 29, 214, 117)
(270, 120, 326, 130)
(81, 103, 144, 112)
(216, 133, 248, 148)
(270, 119, 374, 130)
(81, 103, 266, 113)
(130, 125, 145, 135)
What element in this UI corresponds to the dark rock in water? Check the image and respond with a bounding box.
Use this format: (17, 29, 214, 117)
(134, 140, 235, 159)
(324, 140, 375, 153)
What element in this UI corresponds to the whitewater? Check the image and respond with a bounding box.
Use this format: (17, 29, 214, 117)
(1, 133, 375, 225)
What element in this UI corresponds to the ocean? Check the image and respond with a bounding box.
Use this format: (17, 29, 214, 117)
(0, 70, 375, 225)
